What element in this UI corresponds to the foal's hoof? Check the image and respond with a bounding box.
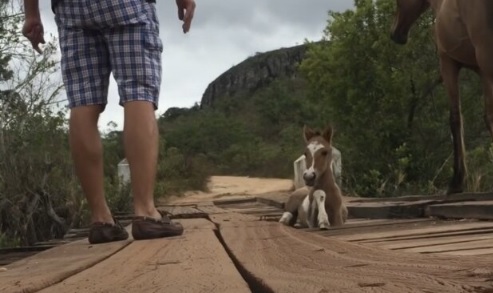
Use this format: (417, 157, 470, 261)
(279, 212, 293, 226)
(319, 222, 330, 230)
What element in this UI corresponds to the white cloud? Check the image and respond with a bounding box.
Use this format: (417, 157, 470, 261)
(37, 0, 354, 132)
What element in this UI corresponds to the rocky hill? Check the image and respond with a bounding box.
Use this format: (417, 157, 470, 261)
(199, 43, 311, 108)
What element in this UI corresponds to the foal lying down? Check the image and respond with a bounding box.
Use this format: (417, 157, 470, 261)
(279, 125, 348, 229)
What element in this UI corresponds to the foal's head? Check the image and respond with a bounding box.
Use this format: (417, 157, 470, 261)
(302, 125, 334, 187)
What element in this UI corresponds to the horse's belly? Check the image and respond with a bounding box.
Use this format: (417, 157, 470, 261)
(437, 36, 477, 67)
(435, 7, 478, 67)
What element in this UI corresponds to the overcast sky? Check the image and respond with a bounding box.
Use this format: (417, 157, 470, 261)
(38, 0, 354, 132)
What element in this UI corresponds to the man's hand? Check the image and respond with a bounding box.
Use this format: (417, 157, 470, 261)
(176, 0, 196, 33)
(22, 16, 45, 54)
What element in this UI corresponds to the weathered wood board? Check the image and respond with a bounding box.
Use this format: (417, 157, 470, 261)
(347, 200, 438, 219)
(255, 192, 493, 220)
(210, 212, 493, 293)
(0, 227, 132, 293)
(329, 220, 493, 242)
(426, 200, 493, 220)
(195, 203, 229, 215)
(38, 219, 250, 293)
(317, 218, 493, 257)
(158, 205, 208, 219)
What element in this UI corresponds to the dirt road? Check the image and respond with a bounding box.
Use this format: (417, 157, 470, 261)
(165, 175, 294, 204)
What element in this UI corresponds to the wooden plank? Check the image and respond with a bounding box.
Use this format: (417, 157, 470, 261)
(368, 233, 493, 250)
(213, 197, 257, 206)
(38, 219, 250, 293)
(348, 194, 443, 203)
(158, 205, 208, 219)
(333, 221, 493, 242)
(210, 213, 493, 292)
(229, 206, 280, 215)
(308, 218, 433, 232)
(347, 200, 436, 219)
(400, 239, 493, 254)
(433, 248, 493, 256)
(0, 227, 132, 293)
(256, 196, 285, 209)
(349, 191, 493, 203)
(195, 203, 228, 215)
(426, 201, 493, 220)
(362, 227, 493, 244)
(0, 251, 40, 267)
(310, 219, 445, 238)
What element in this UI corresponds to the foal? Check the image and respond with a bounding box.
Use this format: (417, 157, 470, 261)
(280, 125, 347, 229)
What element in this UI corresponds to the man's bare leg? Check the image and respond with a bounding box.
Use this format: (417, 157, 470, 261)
(123, 101, 161, 219)
(69, 105, 113, 224)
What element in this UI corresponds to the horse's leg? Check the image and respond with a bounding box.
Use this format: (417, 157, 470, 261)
(308, 199, 317, 228)
(341, 203, 348, 223)
(313, 190, 330, 230)
(279, 210, 299, 226)
(476, 48, 493, 164)
(298, 195, 311, 228)
(481, 76, 493, 136)
(328, 206, 344, 227)
(440, 54, 466, 195)
(279, 192, 305, 226)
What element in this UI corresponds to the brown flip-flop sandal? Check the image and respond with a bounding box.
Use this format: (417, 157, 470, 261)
(131, 212, 184, 240)
(88, 218, 129, 244)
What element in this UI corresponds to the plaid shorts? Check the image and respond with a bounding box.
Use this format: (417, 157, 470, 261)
(54, 0, 163, 110)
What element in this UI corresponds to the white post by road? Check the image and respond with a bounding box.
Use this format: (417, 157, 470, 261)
(117, 158, 131, 188)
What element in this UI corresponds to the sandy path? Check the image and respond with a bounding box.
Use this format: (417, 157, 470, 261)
(164, 176, 294, 204)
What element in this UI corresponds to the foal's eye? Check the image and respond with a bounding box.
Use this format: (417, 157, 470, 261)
(321, 150, 328, 156)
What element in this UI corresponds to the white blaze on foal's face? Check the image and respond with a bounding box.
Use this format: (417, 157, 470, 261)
(302, 125, 334, 186)
(303, 140, 331, 186)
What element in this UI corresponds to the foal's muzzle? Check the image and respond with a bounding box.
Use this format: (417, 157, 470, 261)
(303, 172, 316, 187)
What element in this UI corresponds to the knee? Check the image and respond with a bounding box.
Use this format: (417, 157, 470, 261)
(69, 108, 103, 156)
(313, 190, 326, 203)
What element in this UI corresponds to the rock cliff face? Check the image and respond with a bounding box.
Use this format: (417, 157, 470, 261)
(200, 44, 310, 108)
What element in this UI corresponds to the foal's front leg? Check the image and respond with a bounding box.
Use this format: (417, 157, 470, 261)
(308, 196, 316, 228)
(313, 190, 330, 230)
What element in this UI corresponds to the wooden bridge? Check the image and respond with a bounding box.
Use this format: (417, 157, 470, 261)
(1, 177, 493, 293)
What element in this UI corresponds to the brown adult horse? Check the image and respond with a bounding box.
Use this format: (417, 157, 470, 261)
(390, 0, 493, 194)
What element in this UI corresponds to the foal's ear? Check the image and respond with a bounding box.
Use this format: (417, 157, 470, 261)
(322, 125, 334, 143)
(303, 125, 316, 142)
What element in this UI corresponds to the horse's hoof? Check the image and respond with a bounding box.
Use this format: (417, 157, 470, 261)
(319, 222, 329, 230)
(279, 212, 293, 225)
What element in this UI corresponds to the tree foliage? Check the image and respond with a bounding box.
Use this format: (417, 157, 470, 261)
(300, 0, 485, 196)
(0, 1, 76, 246)
(160, 0, 489, 198)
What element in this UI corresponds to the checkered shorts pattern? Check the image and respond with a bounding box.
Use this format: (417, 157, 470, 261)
(54, 0, 163, 109)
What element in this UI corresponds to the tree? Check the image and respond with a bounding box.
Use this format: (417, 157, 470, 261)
(300, 0, 484, 196)
(0, 1, 77, 246)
